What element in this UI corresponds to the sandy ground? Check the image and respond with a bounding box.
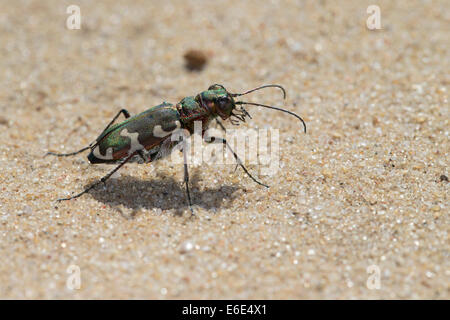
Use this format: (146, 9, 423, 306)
(0, 0, 448, 299)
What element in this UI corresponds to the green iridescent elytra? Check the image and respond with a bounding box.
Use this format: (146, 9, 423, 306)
(88, 103, 182, 163)
(88, 85, 235, 164)
(47, 84, 306, 214)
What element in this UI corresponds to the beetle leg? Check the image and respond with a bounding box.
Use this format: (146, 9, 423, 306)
(213, 120, 237, 172)
(56, 153, 135, 201)
(46, 108, 131, 157)
(45, 146, 92, 157)
(205, 136, 269, 188)
(215, 118, 227, 133)
(99, 108, 131, 136)
(182, 142, 195, 216)
(137, 150, 147, 162)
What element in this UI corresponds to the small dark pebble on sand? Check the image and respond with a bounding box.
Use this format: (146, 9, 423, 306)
(0, 116, 8, 126)
(184, 49, 208, 71)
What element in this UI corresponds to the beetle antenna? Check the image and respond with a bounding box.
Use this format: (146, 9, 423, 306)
(231, 85, 286, 100)
(235, 101, 306, 133)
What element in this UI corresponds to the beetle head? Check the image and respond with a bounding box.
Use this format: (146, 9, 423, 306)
(196, 84, 236, 120)
(197, 83, 306, 131)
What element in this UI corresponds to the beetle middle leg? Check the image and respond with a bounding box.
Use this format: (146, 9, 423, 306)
(46, 108, 131, 157)
(57, 152, 135, 202)
(182, 139, 195, 216)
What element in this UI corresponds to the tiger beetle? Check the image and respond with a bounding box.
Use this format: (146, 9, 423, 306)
(47, 84, 306, 215)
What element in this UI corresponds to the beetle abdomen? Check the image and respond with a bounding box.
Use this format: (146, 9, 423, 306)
(88, 103, 181, 164)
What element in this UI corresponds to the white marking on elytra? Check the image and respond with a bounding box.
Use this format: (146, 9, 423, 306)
(93, 146, 114, 160)
(120, 128, 144, 156)
(153, 120, 181, 138)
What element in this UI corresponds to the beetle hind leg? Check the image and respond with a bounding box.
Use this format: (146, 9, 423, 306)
(57, 153, 135, 202)
(99, 108, 131, 136)
(46, 108, 131, 158)
(45, 146, 91, 157)
(206, 136, 269, 188)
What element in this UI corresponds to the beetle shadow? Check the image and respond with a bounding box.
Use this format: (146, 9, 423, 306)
(85, 170, 240, 217)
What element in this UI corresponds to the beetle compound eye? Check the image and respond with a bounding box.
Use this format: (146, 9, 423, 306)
(217, 98, 229, 109)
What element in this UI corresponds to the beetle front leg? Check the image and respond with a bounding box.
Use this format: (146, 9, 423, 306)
(204, 136, 269, 188)
(46, 108, 131, 158)
(213, 119, 237, 171)
(215, 118, 227, 133)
